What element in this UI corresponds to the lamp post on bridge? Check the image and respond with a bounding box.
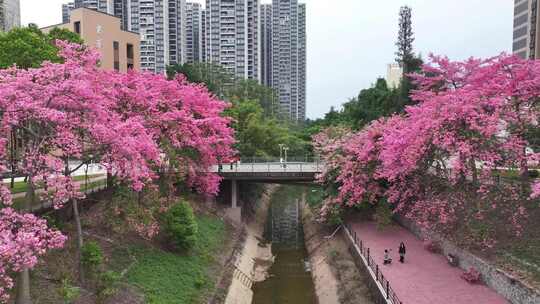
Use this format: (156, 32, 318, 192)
(279, 144, 284, 165)
(283, 146, 289, 169)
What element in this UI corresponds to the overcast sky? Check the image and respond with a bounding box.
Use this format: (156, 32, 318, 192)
(21, 0, 513, 119)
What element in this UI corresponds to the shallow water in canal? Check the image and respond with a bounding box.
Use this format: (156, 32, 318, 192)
(251, 186, 316, 304)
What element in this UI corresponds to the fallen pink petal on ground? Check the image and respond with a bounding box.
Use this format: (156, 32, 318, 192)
(349, 221, 509, 304)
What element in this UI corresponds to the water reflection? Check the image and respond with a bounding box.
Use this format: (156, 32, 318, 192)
(252, 186, 316, 304)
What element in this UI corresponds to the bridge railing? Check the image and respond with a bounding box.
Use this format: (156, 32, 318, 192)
(213, 161, 324, 174)
(238, 156, 321, 164)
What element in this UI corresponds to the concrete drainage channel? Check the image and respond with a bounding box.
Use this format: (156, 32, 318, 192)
(223, 186, 317, 304)
(251, 187, 316, 304)
(223, 185, 376, 304)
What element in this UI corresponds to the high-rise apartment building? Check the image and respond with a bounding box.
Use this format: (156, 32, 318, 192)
(127, 0, 170, 72)
(168, 0, 187, 65)
(113, 0, 129, 30)
(74, 0, 111, 12)
(206, 0, 260, 80)
(186, 2, 202, 63)
(63, 0, 189, 73)
(513, 0, 540, 59)
(63, 1, 113, 23)
(201, 8, 208, 62)
(0, 0, 20, 32)
(62, 2, 75, 23)
(270, 0, 306, 121)
(260, 4, 272, 87)
(297, 3, 306, 120)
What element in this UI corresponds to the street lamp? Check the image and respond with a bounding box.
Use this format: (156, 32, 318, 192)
(283, 146, 289, 168)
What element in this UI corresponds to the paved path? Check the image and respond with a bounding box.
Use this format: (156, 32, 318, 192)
(349, 221, 509, 304)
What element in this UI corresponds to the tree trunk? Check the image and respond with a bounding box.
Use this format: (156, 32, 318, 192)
(520, 147, 529, 196)
(16, 177, 36, 304)
(469, 158, 478, 186)
(84, 164, 89, 192)
(10, 164, 15, 189)
(72, 199, 86, 285)
(106, 169, 113, 189)
(15, 269, 32, 304)
(10, 130, 16, 189)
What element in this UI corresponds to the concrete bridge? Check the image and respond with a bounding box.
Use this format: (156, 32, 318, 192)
(212, 161, 324, 222)
(213, 161, 323, 182)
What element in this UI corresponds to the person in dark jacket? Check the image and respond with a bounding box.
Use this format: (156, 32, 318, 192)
(399, 242, 406, 263)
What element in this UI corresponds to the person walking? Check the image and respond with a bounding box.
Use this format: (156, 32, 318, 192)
(399, 242, 406, 263)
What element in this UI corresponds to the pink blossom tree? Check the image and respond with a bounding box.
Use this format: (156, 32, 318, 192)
(0, 41, 161, 302)
(109, 71, 235, 197)
(101, 69, 235, 237)
(315, 54, 540, 246)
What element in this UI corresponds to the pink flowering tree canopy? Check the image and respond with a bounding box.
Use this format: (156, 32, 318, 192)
(0, 41, 235, 301)
(109, 70, 235, 196)
(315, 54, 540, 247)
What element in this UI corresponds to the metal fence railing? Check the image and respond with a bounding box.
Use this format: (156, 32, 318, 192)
(215, 161, 324, 174)
(344, 222, 403, 304)
(238, 156, 321, 164)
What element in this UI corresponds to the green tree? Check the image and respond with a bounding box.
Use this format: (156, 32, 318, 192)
(161, 202, 198, 250)
(227, 79, 278, 117)
(167, 62, 309, 159)
(0, 25, 84, 69)
(47, 27, 84, 45)
(396, 6, 415, 74)
(166, 62, 230, 97)
(225, 97, 309, 158)
(342, 78, 401, 129)
(168, 63, 279, 117)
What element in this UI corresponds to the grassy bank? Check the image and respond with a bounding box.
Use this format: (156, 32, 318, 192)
(27, 194, 236, 304)
(123, 216, 226, 304)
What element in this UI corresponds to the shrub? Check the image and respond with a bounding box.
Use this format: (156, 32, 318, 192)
(374, 199, 393, 230)
(461, 267, 482, 284)
(96, 271, 121, 301)
(324, 204, 343, 227)
(58, 278, 80, 304)
(194, 273, 207, 289)
(423, 239, 441, 253)
(161, 201, 198, 250)
(81, 241, 103, 270)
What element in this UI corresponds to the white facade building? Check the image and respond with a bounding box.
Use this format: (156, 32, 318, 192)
(386, 63, 403, 88)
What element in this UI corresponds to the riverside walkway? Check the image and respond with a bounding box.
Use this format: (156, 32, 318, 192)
(348, 221, 508, 304)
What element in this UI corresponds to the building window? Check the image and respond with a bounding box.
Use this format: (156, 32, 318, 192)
(113, 41, 120, 71)
(127, 43, 134, 70)
(74, 21, 81, 34)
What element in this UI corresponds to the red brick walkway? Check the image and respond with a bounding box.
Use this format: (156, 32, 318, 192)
(349, 221, 509, 304)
